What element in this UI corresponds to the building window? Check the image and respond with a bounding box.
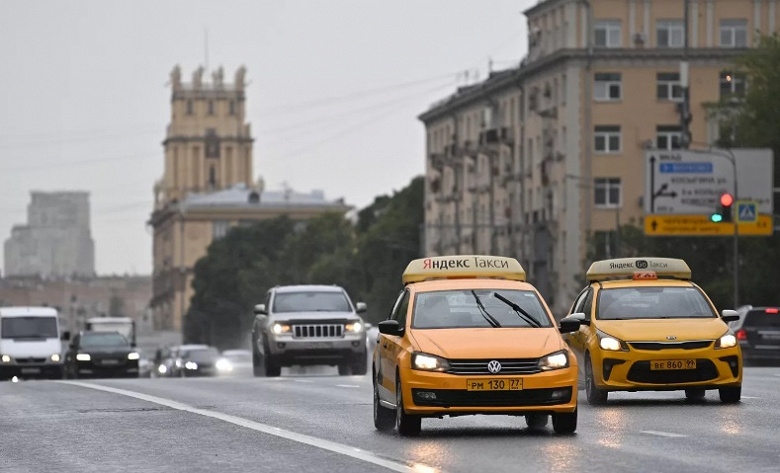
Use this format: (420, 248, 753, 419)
(657, 20, 684, 48)
(213, 220, 230, 240)
(208, 100, 215, 115)
(720, 71, 746, 99)
(595, 20, 622, 48)
(720, 19, 748, 48)
(656, 126, 683, 150)
(594, 126, 621, 153)
(594, 178, 621, 208)
(657, 72, 683, 101)
(594, 73, 622, 101)
(186, 100, 193, 115)
(229, 100, 236, 115)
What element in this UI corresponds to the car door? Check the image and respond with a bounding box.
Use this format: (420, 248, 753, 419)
(378, 289, 410, 396)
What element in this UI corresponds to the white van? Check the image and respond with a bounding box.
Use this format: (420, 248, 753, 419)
(0, 306, 67, 380)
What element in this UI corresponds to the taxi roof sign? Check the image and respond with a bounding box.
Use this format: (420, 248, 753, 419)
(402, 255, 526, 285)
(586, 257, 691, 282)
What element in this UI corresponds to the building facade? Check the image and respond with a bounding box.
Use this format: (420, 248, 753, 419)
(419, 0, 774, 314)
(4, 191, 95, 278)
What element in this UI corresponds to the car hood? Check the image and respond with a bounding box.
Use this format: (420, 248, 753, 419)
(596, 318, 729, 342)
(0, 338, 62, 358)
(410, 328, 565, 359)
(270, 311, 358, 321)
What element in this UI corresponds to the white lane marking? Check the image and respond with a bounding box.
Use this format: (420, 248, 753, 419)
(294, 379, 314, 383)
(741, 396, 761, 399)
(641, 430, 687, 438)
(336, 384, 361, 388)
(59, 381, 423, 473)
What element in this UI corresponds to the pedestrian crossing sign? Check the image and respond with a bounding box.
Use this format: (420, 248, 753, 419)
(735, 200, 758, 223)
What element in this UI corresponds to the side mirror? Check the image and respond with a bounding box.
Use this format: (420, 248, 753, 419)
(721, 309, 740, 323)
(254, 304, 267, 316)
(61, 331, 71, 341)
(355, 302, 367, 314)
(558, 318, 581, 334)
(378, 320, 403, 336)
(567, 312, 590, 326)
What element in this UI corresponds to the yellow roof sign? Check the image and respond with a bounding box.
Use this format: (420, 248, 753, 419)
(402, 255, 526, 285)
(586, 257, 691, 282)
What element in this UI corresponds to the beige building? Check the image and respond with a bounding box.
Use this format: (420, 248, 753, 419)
(149, 66, 350, 331)
(419, 0, 774, 314)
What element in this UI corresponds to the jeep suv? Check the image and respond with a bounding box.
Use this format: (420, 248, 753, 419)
(252, 285, 368, 377)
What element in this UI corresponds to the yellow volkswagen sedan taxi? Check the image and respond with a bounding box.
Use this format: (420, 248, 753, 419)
(372, 255, 580, 436)
(564, 257, 742, 405)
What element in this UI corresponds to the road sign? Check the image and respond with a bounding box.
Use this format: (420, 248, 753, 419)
(644, 214, 773, 236)
(644, 149, 774, 216)
(735, 200, 758, 223)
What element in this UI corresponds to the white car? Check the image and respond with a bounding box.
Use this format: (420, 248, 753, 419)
(219, 349, 253, 376)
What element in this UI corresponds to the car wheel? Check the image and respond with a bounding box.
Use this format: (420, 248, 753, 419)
(337, 363, 351, 376)
(552, 408, 577, 434)
(685, 388, 706, 401)
(585, 356, 608, 406)
(719, 386, 741, 403)
(262, 336, 281, 377)
(396, 376, 421, 437)
(350, 351, 368, 376)
(373, 377, 395, 431)
(525, 413, 548, 430)
(252, 345, 264, 377)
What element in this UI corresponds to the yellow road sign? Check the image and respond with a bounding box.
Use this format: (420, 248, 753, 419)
(644, 214, 773, 236)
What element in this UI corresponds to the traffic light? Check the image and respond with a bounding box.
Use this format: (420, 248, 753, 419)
(710, 193, 734, 222)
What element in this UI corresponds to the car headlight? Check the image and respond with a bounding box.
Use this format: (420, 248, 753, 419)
(538, 350, 569, 371)
(715, 332, 738, 349)
(184, 361, 198, 370)
(50, 354, 61, 362)
(216, 358, 233, 372)
(1, 355, 12, 363)
(597, 330, 629, 352)
(271, 323, 291, 335)
(411, 352, 450, 372)
(127, 352, 140, 360)
(158, 364, 168, 374)
(76, 353, 91, 361)
(345, 321, 363, 333)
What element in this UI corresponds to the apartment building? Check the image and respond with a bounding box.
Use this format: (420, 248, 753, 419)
(419, 0, 773, 314)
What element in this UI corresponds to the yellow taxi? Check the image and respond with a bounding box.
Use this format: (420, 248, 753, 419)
(564, 257, 742, 405)
(372, 255, 580, 436)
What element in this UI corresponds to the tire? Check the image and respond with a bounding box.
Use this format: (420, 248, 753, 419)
(552, 409, 577, 434)
(396, 376, 421, 436)
(585, 356, 608, 406)
(525, 413, 549, 430)
(719, 386, 741, 403)
(373, 378, 395, 431)
(252, 346, 264, 377)
(685, 388, 706, 401)
(338, 363, 351, 376)
(262, 336, 281, 377)
(350, 351, 368, 376)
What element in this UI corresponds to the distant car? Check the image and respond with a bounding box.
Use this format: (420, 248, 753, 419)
(177, 346, 221, 377)
(732, 306, 780, 365)
(137, 349, 153, 378)
(64, 331, 139, 379)
(219, 349, 253, 376)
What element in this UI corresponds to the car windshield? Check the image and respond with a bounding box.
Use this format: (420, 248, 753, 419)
(412, 289, 552, 329)
(1, 316, 58, 339)
(273, 292, 351, 313)
(184, 348, 219, 362)
(597, 286, 716, 320)
(81, 332, 130, 348)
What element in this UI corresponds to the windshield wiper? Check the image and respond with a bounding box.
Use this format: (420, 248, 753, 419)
(470, 290, 501, 328)
(492, 292, 542, 328)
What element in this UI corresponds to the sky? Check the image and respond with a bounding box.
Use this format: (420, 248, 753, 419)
(0, 0, 534, 276)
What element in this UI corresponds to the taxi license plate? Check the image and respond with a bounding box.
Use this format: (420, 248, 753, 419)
(21, 367, 41, 374)
(466, 378, 523, 391)
(650, 359, 696, 371)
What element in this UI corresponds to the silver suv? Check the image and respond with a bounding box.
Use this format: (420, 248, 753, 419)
(252, 285, 368, 377)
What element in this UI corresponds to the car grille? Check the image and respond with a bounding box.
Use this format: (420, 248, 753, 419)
(628, 341, 713, 351)
(411, 387, 572, 407)
(293, 324, 344, 338)
(16, 357, 47, 364)
(626, 359, 718, 384)
(447, 358, 541, 375)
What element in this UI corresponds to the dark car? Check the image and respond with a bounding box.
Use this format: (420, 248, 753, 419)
(64, 331, 139, 378)
(177, 346, 220, 377)
(732, 306, 780, 365)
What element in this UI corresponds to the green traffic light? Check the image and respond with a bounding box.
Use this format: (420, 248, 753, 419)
(710, 213, 724, 223)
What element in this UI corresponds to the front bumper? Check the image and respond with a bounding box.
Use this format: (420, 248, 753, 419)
(267, 333, 366, 365)
(592, 346, 742, 390)
(76, 359, 139, 378)
(400, 365, 578, 417)
(0, 361, 63, 379)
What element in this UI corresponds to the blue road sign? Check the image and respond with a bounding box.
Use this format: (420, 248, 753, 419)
(736, 201, 758, 223)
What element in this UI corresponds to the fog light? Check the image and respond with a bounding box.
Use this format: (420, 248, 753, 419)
(351, 341, 360, 347)
(550, 389, 568, 399)
(415, 391, 437, 400)
(277, 342, 286, 349)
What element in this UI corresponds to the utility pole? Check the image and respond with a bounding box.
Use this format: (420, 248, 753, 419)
(680, 0, 692, 148)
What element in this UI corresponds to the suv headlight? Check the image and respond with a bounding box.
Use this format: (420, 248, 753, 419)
(715, 331, 738, 349)
(1, 355, 12, 363)
(597, 330, 629, 352)
(345, 321, 363, 333)
(50, 354, 61, 362)
(127, 352, 140, 360)
(538, 350, 569, 371)
(271, 323, 291, 335)
(76, 353, 91, 361)
(411, 352, 450, 372)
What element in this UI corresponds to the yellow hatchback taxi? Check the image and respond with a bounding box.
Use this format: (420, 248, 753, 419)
(372, 255, 581, 437)
(564, 257, 742, 405)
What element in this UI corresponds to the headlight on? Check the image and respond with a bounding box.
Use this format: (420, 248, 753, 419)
(1, 355, 11, 363)
(716, 333, 738, 349)
(538, 350, 569, 371)
(184, 361, 198, 370)
(345, 322, 363, 333)
(127, 352, 140, 360)
(216, 358, 233, 372)
(411, 352, 450, 372)
(76, 353, 91, 361)
(50, 354, 61, 362)
(597, 330, 629, 352)
(158, 364, 168, 374)
(271, 323, 291, 335)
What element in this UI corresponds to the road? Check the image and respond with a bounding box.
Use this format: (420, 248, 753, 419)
(2, 367, 780, 473)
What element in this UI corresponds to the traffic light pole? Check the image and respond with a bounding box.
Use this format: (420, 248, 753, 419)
(731, 153, 739, 308)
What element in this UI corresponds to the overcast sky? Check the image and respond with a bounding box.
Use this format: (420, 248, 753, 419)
(0, 0, 533, 276)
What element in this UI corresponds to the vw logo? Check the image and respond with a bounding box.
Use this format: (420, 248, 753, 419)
(635, 260, 649, 269)
(487, 360, 502, 374)
(666, 335, 677, 341)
